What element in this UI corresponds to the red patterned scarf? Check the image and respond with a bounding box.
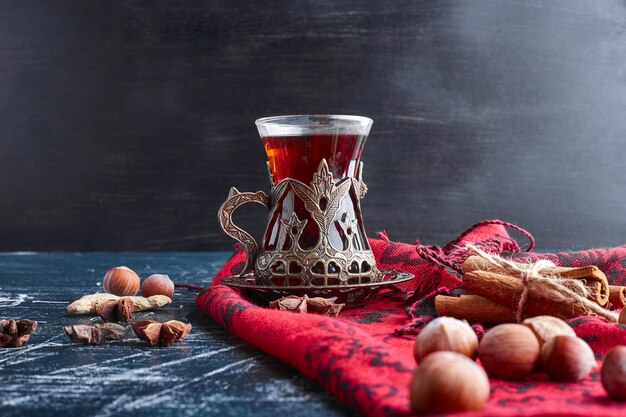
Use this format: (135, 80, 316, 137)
(197, 221, 626, 417)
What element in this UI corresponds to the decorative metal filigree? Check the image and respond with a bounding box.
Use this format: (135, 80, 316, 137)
(218, 159, 382, 287)
(217, 188, 270, 274)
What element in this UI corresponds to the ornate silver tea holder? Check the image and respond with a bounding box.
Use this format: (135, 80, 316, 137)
(218, 159, 413, 306)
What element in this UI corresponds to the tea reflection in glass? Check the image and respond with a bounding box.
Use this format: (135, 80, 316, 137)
(259, 126, 369, 256)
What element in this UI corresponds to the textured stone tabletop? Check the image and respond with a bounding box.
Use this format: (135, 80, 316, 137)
(0, 252, 356, 417)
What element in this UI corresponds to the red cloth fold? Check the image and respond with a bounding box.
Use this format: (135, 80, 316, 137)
(197, 221, 626, 416)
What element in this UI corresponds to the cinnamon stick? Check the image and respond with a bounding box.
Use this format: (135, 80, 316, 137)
(609, 286, 626, 309)
(463, 270, 617, 322)
(435, 294, 516, 323)
(558, 267, 610, 307)
(462, 256, 609, 307)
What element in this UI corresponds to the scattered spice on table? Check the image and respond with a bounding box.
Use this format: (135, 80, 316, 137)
(0, 319, 37, 348)
(64, 323, 129, 345)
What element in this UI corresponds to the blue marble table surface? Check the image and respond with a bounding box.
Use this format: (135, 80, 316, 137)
(0, 252, 358, 417)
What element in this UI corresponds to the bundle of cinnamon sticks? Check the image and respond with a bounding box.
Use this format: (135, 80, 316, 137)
(435, 255, 626, 323)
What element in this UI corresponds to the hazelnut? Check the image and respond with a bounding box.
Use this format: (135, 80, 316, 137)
(541, 336, 596, 381)
(141, 274, 175, 298)
(410, 351, 489, 413)
(601, 346, 626, 400)
(413, 317, 478, 362)
(103, 266, 140, 296)
(619, 306, 626, 324)
(523, 316, 576, 347)
(479, 323, 540, 380)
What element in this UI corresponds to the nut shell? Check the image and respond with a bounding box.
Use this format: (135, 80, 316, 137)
(523, 316, 576, 347)
(103, 266, 140, 296)
(479, 323, 540, 380)
(410, 351, 489, 413)
(541, 336, 596, 381)
(414, 317, 478, 362)
(601, 346, 626, 400)
(141, 274, 175, 298)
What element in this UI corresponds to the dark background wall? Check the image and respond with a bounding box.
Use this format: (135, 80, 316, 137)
(1, 0, 626, 251)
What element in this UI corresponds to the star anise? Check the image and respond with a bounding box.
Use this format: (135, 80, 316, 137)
(96, 297, 134, 323)
(64, 323, 129, 345)
(269, 295, 344, 316)
(0, 319, 38, 347)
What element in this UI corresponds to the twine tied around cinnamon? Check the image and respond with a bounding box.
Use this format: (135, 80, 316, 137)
(465, 244, 618, 323)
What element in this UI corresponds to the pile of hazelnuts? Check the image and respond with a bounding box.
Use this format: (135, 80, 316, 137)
(103, 266, 175, 298)
(410, 316, 626, 414)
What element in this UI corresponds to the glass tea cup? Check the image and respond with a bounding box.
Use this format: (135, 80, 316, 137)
(218, 115, 381, 287)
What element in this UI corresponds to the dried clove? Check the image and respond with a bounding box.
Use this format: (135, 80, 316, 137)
(96, 297, 134, 323)
(0, 319, 38, 347)
(269, 295, 344, 317)
(132, 320, 192, 346)
(64, 323, 129, 345)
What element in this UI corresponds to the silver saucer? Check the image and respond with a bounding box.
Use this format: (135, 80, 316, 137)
(220, 270, 414, 306)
